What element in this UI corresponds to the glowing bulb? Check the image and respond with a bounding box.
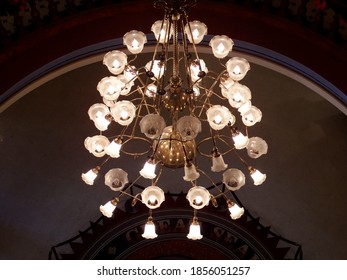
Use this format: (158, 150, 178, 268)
(233, 65, 241, 75)
(107, 84, 116, 94)
(217, 42, 225, 52)
(194, 195, 203, 205)
(149, 195, 157, 205)
(112, 59, 120, 69)
(132, 38, 139, 48)
(192, 29, 199, 38)
(120, 110, 129, 120)
(160, 29, 166, 38)
(214, 114, 223, 124)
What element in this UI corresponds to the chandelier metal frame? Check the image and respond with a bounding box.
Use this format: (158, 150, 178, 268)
(82, 0, 268, 240)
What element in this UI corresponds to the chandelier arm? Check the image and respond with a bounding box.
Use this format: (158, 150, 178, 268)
(153, 163, 164, 185)
(196, 168, 226, 196)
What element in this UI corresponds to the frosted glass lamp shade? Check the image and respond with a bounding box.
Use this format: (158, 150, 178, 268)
(183, 163, 200, 181)
(232, 130, 249, 150)
(104, 168, 128, 191)
(110, 100, 136, 126)
(242, 106, 262, 126)
(142, 219, 158, 239)
(141, 186, 165, 209)
(223, 168, 245, 191)
(88, 103, 111, 131)
(145, 60, 165, 80)
(103, 50, 127, 75)
(184, 20, 207, 44)
(99, 200, 117, 218)
(139, 160, 156, 179)
(228, 202, 244, 220)
(209, 35, 234, 59)
(206, 105, 235, 130)
(249, 168, 266, 186)
(81, 168, 99, 185)
(105, 139, 122, 158)
(186, 186, 210, 209)
(97, 76, 124, 101)
(226, 57, 250, 81)
(247, 137, 268, 158)
(139, 114, 166, 139)
(187, 219, 203, 240)
(145, 83, 157, 98)
(211, 153, 228, 172)
(84, 135, 110, 157)
(123, 30, 147, 54)
(176, 116, 201, 141)
(227, 83, 252, 109)
(151, 20, 172, 43)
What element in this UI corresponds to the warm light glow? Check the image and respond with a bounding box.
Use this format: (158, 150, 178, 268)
(82, 1, 268, 242)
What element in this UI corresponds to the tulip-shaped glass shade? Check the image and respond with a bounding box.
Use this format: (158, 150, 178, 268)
(176, 116, 201, 141)
(105, 139, 122, 158)
(88, 103, 111, 131)
(97, 76, 124, 101)
(206, 105, 235, 130)
(190, 59, 207, 82)
(193, 85, 200, 97)
(228, 201, 245, 220)
(209, 35, 234, 59)
(227, 83, 252, 109)
(84, 135, 110, 157)
(123, 30, 147, 54)
(187, 186, 210, 209)
(104, 168, 128, 191)
(141, 186, 165, 209)
(151, 20, 172, 43)
(81, 168, 99, 185)
(226, 57, 250, 81)
(220, 75, 235, 96)
(139, 114, 166, 139)
(145, 83, 157, 98)
(139, 160, 157, 179)
(100, 199, 118, 218)
(242, 106, 262, 126)
(223, 168, 245, 191)
(110, 100, 136, 126)
(183, 163, 200, 181)
(184, 20, 207, 44)
(249, 167, 266, 186)
(211, 152, 228, 172)
(187, 218, 203, 240)
(145, 60, 164, 80)
(232, 130, 249, 150)
(142, 217, 158, 239)
(247, 137, 268, 159)
(103, 50, 127, 75)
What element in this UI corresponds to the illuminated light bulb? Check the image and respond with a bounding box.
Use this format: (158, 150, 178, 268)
(214, 114, 223, 124)
(120, 110, 129, 120)
(233, 65, 241, 75)
(217, 42, 225, 52)
(192, 29, 199, 38)
(112, 59, 120, 69)
(132, 38, 139, 48)
(142, 218, 158, 239)
(211, 152, 228, 172)
(183, 163, 200, 181)
(187, 186, 210, 209)
(231, 129, 249, 150)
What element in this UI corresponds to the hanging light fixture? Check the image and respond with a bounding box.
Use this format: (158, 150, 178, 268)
(81, 0, 268, 240)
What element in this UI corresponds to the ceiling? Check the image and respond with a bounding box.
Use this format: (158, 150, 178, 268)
(0, 0, 346, 260)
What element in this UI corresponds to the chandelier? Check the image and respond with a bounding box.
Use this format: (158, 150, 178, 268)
(81, 0, 268, 240)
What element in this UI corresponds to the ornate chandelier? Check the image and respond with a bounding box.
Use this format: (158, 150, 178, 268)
(82, 0, 268, 240)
